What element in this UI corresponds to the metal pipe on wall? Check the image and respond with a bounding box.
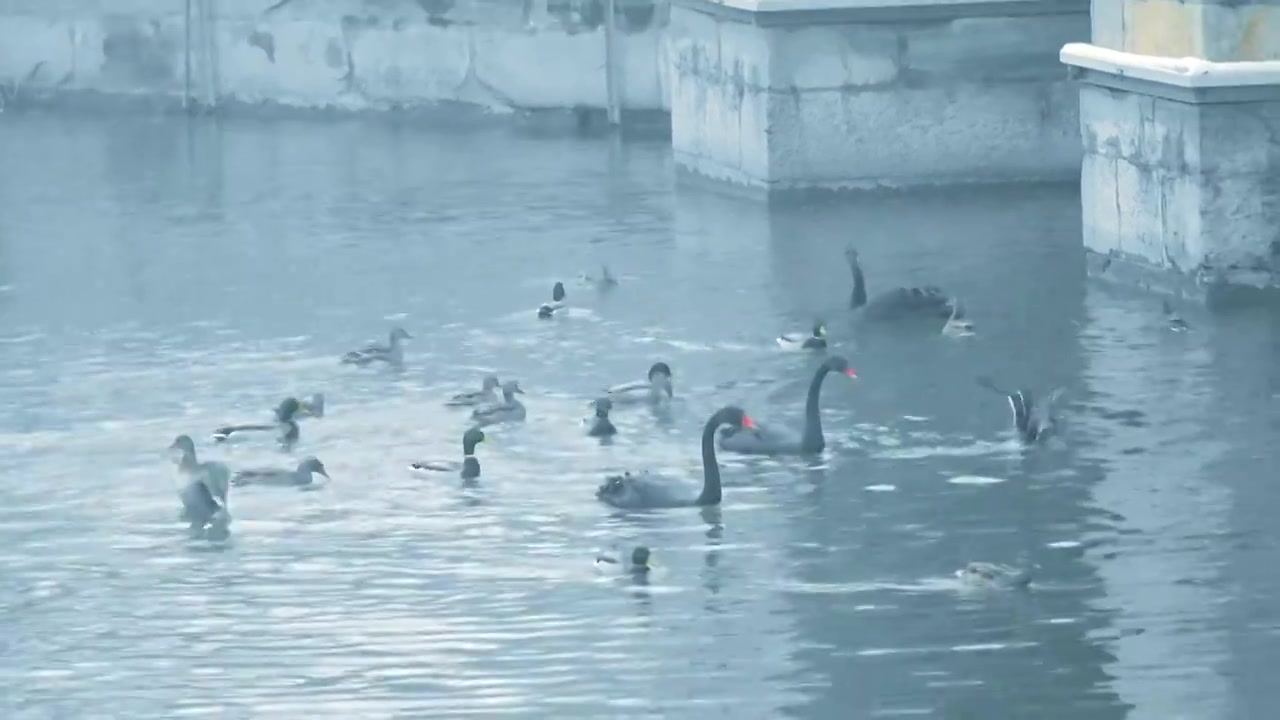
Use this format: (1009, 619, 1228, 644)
(183, 0, 193, 110)
(604, 0, 621, 126)
(201, 0, 219, 109)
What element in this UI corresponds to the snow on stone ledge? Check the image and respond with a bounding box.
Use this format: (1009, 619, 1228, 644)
(1061, 42, 1280, 88)
(698, 0, 1055, 14)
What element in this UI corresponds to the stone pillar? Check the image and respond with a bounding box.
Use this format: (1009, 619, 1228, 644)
(665, 0, 1090, 195)
(1063, 1, 1280, 299)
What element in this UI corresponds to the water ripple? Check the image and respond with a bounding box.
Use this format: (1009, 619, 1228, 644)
(2, 112, 1275, 719)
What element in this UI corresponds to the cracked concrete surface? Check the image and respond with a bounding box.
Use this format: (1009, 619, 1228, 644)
(1080, 84, 1280, 296)
(1078, 2, 1280, 298)
(0, 0, 669, 113)
(667, 5, 1087, 192)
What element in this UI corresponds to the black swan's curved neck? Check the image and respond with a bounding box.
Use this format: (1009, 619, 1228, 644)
(698, 412, 727, 505)
(850, 260, 867, 309)
(462, 457, 480, 479)
(802, 365, 832, 452)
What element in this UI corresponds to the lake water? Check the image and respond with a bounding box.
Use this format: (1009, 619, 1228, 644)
(1, 111, 1278, 719)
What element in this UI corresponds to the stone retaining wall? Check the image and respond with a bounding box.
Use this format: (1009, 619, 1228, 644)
(0, 0, 670, 115)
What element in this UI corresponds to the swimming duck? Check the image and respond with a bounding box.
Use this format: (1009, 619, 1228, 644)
(341, 326, 411, 366)
(941, 299, 976, 337)
(578, 265, 618, 291)
(232, 456, 330, 488)
(212, 397, 301, 451)
(586, 397, 617, 438)
(1162, 299, 1190, 332)
(170, 434, 231, 531)
(537, 282, 567, 319)
(777, 320, 828, 351)
(595, 546, 653, 575)
(606, 362, 673, 406)
(410, 428, 486, 480)
(956, 562, 1032, 590)
(719, 355, 857, 456)
(471, 381, 526, 427)
(846, 247, 956, 323)
(446, 374, 501, 407)
(596, 406, 752, 509)
(977, 376, 1064, 445)
(296, 393, 325, 419)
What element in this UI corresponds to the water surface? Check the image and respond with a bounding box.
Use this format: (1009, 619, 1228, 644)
(1, 112, 1278, 719)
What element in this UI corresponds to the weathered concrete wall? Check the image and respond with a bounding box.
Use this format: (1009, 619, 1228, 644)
(1067, 2, 1280, 299)
(668, 0, 1090, 193)
(1092, 0, 1280, 61)
(0, 0, 670, 114)
(1079, 81, 1280, 292)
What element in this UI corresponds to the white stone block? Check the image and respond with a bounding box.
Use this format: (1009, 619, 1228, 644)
(1080, 153, 1122, 253)
(1160, 171, 1200, 268)
(1111, 157, 1164, 260)
(762, 79, 1079, 190)
(0, 0, 670, 112)
(1198, 101, 1280, 175)
(1073, 50, 1280, 292)
(714, 16, 772, 88)
(1201, 172, 1279, 267)
(772, 24, 898, 90)
(0, 16, 76, 86)
(473, 27, 606, 108)
(236, 19, 350, 104)
(619, 30, 665, 110)
(904, 16, 1088, 81)
(668, 3, 1087, 192)
(1089, 0, 1124, 52)
(347, 24, 471, 103)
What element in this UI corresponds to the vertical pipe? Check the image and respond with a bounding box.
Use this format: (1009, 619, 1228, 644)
(604, 0, 621, 126)
(183, 0, 193, 110)
(200, 0, 217, 109)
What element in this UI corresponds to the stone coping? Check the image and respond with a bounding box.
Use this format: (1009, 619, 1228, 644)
(1062, 42, 1280, 103)
(674, 0, 1086, 25)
